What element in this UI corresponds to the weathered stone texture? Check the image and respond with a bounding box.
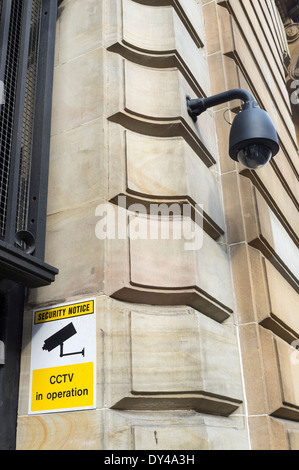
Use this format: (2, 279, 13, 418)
(209, 0, 299, 450)
(16, 0, 299, 451)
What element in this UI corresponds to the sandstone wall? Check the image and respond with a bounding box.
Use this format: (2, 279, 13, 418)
(16, 0, 298, 450)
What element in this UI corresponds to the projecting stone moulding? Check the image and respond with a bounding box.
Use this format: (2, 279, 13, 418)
(231, 244, 299, 345)
(105, 0, 209, 97)
(105, 302, 243, 415)
(128, 0, 206, 49)
(242, 183, 299, 293)
(241, 325, 299, 422)
(106, 53, 218, 168)
(103, 209, 234, 323)
(108, 123, 225, 240)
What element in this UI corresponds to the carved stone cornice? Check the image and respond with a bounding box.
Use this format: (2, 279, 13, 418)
(284, 19, 299, 80)
(284, 20, 299, 144)
(285, 22, 299, 43)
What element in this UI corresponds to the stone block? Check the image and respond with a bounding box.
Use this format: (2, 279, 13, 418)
(262, 258, 299, 343)
(248, 415, 299, 450)
(221, 171, 245, 244)
(58, 0, 103, 64)
(105, 410, 249, 450)
(104, 210, 234, 322)
(240, 162, 299, 246)
(117, 0, 206, 49)
(16, 410, 104, 450)
(248, 416, 289, 450)
(48, 117, 108, 215)
(271, 337, 299, 421)
(107, 123, 225, 239)
(106, 52, 218, 168)
(51, 48, 104, 136)
(29, 202, 105, 307)
(104, 299, 243, 415)
(105, 0, 209, 97)
(230, 243, 299, 343)
(238, 176, 299, 292)
(239, 324, 299, 422)
(288, 428, 299, 450)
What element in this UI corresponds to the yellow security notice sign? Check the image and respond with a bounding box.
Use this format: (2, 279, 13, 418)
(31, 363, 94, 413)
(29, 298, 96, 415)
(34, 300, 94, 324)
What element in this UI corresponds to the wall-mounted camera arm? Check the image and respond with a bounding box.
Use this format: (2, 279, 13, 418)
(187, 89, 258, 122)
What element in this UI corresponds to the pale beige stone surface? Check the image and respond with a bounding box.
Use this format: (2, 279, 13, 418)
(288, 429, 299, 450)
(16, 0, 299, 452)
(241, 162, 299, 244)
(17, 409, 250, 450)
(58, 0, 103, 64)
(29, 202, 106, 306)
(104, 212, 234, 321)
(106, 0, 210, 96)
(105, 410, 249, 450)
(133, 424, 210, 451)
(102, 297, 243, 415)
(206, 0, 299, 451)
(248, 416, 289, 450)
(130, 310, 242, 399)
(262, 258, 299, 343)
(51, 47, 104, 136)
(239, 323, 299, 422)
(108, 126, 225, 238)
(246, 189, 299, 290)
(17, 411, 104, 450)
(48, 117, 108, 215)
(230, 243, 299, 343)
(223, 173, 299, 291)
(273, 338, 299, 419)
(106, 52, 218, 167)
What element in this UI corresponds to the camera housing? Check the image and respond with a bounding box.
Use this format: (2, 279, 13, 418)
(229, 106, 279, 169)
(186, 89, 280, 169)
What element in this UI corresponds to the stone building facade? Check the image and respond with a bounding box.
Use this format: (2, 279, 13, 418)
(14, 0, 299, 450)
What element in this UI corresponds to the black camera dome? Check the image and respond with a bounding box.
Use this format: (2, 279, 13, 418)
(229, 106, 279, 168)
(187, 89, 280, 169)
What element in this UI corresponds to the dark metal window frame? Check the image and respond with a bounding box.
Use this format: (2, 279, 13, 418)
(0, 0, 58, 288)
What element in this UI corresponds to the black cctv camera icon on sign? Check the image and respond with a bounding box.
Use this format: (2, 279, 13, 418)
(42, 322, 85, 358)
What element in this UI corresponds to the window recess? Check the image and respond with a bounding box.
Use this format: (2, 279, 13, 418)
(0, 0, 58, 288)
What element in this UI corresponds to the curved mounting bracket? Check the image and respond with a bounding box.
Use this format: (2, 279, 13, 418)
(187, 89, 259, 122)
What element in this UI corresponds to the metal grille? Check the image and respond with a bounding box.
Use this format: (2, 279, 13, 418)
(0, 0, 23, 239)
(0, 0, 58, 288)
(16, 0, 42, 233)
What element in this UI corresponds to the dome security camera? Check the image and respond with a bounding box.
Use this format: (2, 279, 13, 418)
(229, 105, 279, 169)
(187, 89, 280, 169)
